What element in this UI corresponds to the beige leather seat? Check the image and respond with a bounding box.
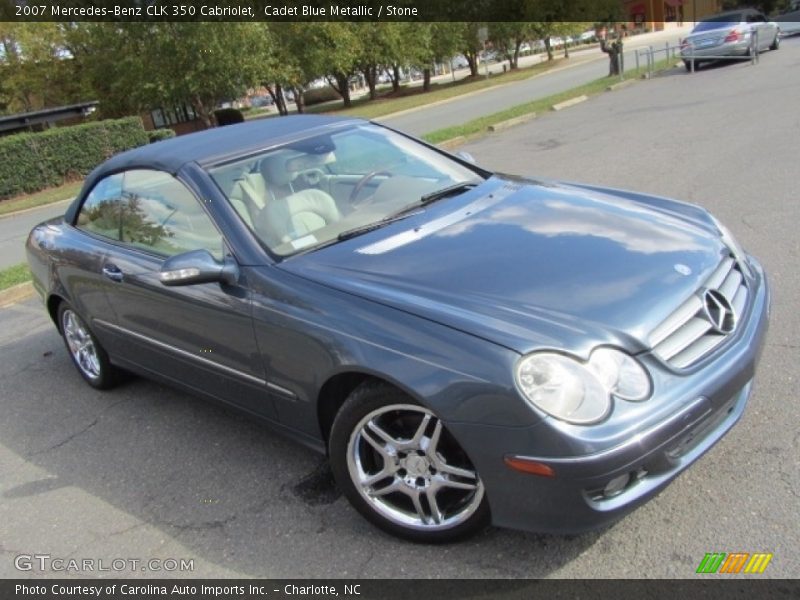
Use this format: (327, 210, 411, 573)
(228, 171, 268, 227)
(257, 189, 341, 247)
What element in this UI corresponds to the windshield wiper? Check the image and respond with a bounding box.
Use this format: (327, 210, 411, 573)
(336, 210, 423, 242)
(419, 181, 479, 205)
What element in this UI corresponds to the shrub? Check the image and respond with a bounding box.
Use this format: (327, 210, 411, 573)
(147, 128, 176, 143)
(303, 86, 342, 106)
(214, 108, 244, 126)
(0, 116, 148, 200)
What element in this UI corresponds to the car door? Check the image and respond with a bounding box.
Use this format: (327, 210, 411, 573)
(94, 168, 277, 420)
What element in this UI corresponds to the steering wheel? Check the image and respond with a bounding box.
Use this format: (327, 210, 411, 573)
(349, 170, 392, 206)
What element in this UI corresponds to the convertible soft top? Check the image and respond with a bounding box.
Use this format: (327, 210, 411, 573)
(65, 114, 362, 224)
(101, 114, 360, 174)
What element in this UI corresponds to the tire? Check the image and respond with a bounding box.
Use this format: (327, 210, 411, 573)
(58, 301, 120, 390)
(329, 381, 490, 543)
(770, 33, 780, 51)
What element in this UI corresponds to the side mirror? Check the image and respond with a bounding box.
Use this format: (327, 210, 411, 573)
(159, 249, 239, 287)
(455, 151, 477, 164)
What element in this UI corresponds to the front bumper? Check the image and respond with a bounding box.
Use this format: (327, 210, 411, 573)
(448, 260, 770, 534)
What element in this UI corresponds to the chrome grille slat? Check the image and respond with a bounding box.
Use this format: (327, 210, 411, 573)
(649, 254, 749, 369)
(654, 317, 712, 360)
(731, 285, 748, 316)
(649, 295, 703, 347)
(670, 334, 726, 369)
(704, 257, 735, 290)
(719, 268, 742, 301)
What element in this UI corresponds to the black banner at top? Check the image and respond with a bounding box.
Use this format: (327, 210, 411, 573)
(2, 0, 628, 23)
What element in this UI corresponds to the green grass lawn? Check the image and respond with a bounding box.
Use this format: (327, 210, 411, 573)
(422, 57, 680, 145)
(0, 263, 32, 291)
(0, 180, 82, 217)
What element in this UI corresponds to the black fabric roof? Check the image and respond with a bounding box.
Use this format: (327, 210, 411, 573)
(98, 114, 362, 175)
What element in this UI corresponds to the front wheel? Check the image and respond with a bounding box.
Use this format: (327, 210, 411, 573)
(770, 33, 780, 51)
(329, 382, 490, 542)
(58, 302, 120, 389)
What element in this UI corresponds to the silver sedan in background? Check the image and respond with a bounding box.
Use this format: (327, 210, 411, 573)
(681, 9, 780, 70)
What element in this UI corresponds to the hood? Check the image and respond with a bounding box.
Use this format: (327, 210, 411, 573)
(279, 176, 727, 355)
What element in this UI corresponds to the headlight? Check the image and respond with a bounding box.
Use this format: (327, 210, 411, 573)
(514, 348, 651, 425)
(710, 215, 752, 278)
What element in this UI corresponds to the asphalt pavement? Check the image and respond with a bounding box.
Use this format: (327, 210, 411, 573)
(1, 36, 798, 579)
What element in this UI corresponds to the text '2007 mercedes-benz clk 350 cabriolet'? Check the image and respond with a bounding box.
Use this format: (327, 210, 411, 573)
(27, 115, 769, 542)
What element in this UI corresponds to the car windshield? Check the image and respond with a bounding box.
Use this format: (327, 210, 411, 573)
(208, 124, 484, 257)
(692, 15, 741, 32)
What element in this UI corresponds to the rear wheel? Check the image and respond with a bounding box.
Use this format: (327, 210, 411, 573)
(58, 302, 120, 389)
(770, 33, 780, 51)
(684, 59, 701, 71)
(329, 382, 490, 542)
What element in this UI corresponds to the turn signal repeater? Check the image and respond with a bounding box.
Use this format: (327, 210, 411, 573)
(504, 456, 556, 478)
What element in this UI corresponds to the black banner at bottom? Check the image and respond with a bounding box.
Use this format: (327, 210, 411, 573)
(3, 579, 800, 600)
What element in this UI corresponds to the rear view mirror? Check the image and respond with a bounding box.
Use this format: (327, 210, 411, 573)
(159, 249, 239, 287)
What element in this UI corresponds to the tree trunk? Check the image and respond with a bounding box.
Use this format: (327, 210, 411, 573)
(192, 96, 213, 128)
(334, 73, 352, 107)
(422, 67, 431, 92)
(544, 37, 554, 61)
(600, 38, 623, 76)
(363, 65, 377, 100)
(512, 42, 521, 69)
(564, 41, 570, 59)
(391, 64, 401, 92)
(465, 52, 479, 77)
(292, 86, 305, 114)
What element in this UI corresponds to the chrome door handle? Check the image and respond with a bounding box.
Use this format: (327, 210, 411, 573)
(102, 264, 124, 282)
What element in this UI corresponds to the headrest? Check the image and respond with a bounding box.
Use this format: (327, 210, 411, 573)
(259, 151, 296, 188)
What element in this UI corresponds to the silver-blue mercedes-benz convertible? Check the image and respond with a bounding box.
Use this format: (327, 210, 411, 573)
(26, 115, 769, 542)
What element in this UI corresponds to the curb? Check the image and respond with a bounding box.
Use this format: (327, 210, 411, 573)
(552, 95, 588, 111)
(0, 281, 35, 308)
(606, 79, 636, 91)
(487, 113, 538, 132)
(436, 136, 467, 150)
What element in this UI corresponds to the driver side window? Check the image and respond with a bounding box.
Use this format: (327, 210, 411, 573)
(77, 170, 224, 259)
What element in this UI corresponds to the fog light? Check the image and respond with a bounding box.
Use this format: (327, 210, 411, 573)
(603, 473, 631, 498)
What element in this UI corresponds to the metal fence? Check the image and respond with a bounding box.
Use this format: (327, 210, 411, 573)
(627, 29, 761, 79)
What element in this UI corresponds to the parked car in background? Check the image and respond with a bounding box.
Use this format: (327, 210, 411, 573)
(774, 3, 800, 37)
(680, 9, 780, 70)
(27, 116, 769, 543)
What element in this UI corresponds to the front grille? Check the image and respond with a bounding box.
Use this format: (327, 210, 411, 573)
(649, 255, 748, 369)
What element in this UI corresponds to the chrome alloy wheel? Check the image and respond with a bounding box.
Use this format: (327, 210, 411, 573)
(346, 403, 484, 531)
(62, 309, 101, 380)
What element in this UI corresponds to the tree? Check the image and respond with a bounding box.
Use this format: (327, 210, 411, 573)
(489, 23, 534, 69)
(0, 23, 88, 114)
(296, 23, 362, 108)
(417, 23, 462, 91)
(458, 23, 485, 77)
(551, 22, 593, 59)
(66, 23, 272, 126)
(355, 23, 406, 100)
